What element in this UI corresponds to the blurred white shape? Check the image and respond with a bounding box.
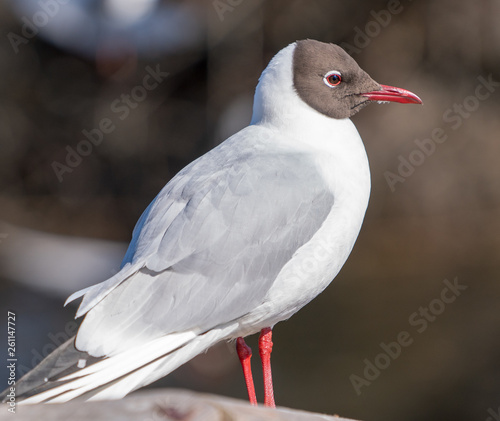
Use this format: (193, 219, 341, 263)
(104, 0, 157, 24)
(7, 0, 205, 59)
(0, 222, 127, 298)
(214, 94, 253, 146)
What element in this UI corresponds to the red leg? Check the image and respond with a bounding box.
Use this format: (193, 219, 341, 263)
(236, 337, 257, 405)
(259, 327, 275, 408)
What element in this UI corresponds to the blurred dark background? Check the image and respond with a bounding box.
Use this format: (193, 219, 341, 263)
(0, 1, 499, 420)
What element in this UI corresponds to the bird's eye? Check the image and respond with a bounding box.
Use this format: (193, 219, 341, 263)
(323, 71, 342, 87)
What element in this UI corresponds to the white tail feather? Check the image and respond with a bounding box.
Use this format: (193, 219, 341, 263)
(20, 325, 237, 404)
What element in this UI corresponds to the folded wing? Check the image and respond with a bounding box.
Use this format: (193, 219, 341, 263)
(70, 129, 335, 357)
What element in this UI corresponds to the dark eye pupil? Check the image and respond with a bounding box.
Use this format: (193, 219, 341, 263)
(328, 74, 340, 84)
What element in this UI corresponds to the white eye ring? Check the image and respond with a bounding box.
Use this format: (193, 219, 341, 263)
(323, 70, 342, 87)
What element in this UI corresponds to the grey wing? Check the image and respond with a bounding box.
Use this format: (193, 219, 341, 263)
(74, 140, 334, 356)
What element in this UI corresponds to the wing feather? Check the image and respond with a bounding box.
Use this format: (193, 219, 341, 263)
(73, 127, 335, 356)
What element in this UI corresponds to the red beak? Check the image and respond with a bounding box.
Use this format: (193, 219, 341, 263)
(362, 84, 422, 105)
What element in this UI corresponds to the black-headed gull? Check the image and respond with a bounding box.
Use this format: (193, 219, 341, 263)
(2, 39, 421, 407)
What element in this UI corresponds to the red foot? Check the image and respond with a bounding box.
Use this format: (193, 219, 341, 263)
(259, 327, 275, 408)
(236, 337, 257, 405)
